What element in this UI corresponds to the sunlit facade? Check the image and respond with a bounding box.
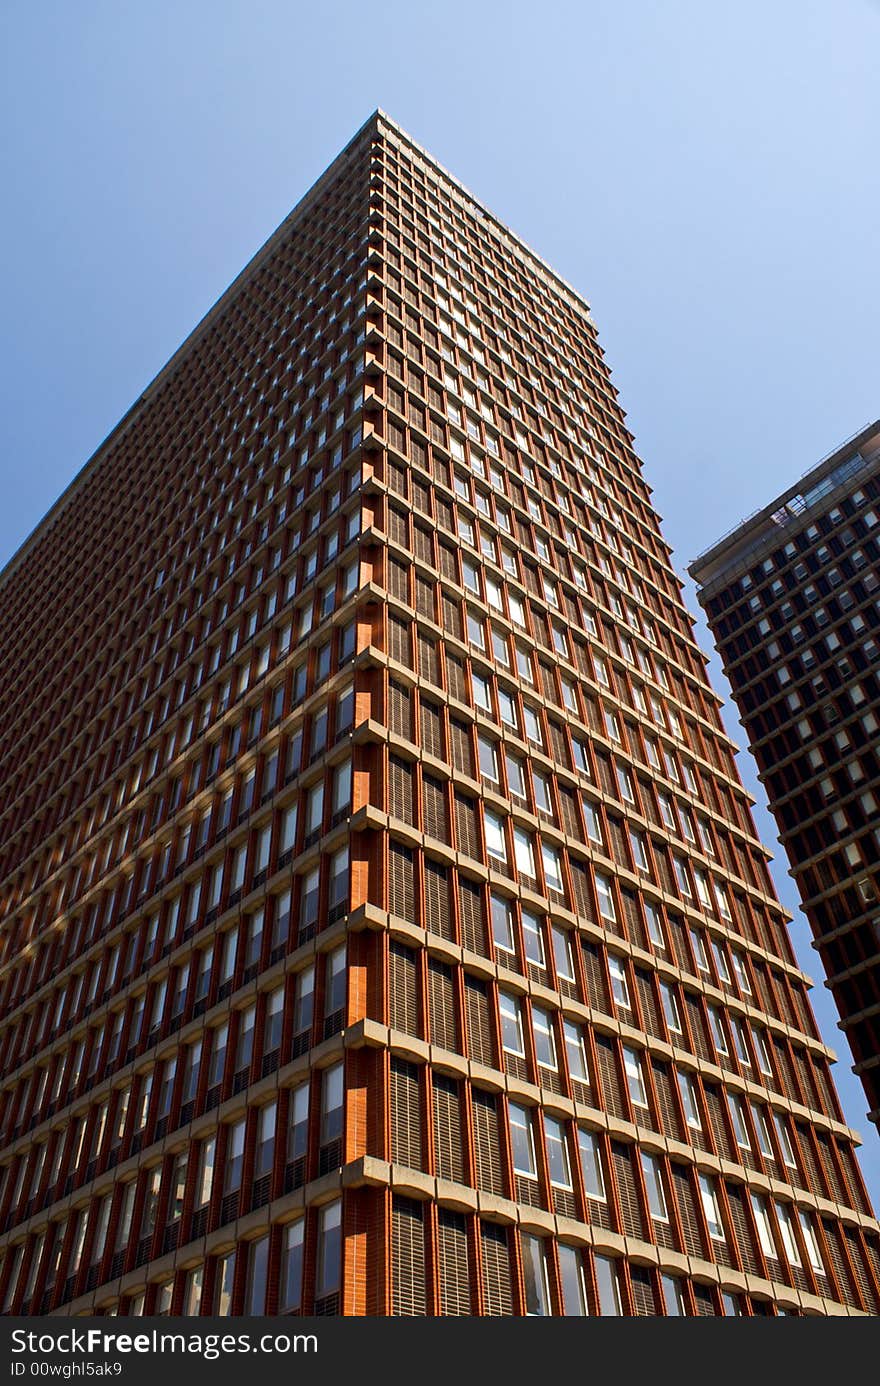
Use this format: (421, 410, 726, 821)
(0, 114, 878, 1317)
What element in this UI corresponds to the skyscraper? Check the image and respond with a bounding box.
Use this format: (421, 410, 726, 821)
(690, 421, 880, 1137)
(0, 113, 878, 1319)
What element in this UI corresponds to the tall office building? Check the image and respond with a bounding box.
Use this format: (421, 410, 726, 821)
(0, 114, 878, 1321)
(690, 422, 880, 1136)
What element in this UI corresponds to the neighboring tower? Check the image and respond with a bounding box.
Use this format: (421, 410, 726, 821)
(0, 115, 879, 1320)
(690, 421, 880, 1136)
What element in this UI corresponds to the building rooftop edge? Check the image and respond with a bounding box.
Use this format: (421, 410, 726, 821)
(687, 417, 880, 593)
(1, 108, 597, 597)
(372, 109, 594, 321)
(0, 109, 383, 594)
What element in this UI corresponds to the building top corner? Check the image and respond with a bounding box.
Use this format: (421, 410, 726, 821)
(688, 418, 880, 601)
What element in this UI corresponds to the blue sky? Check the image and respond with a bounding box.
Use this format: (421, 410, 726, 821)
(2, 1, 878, 1201)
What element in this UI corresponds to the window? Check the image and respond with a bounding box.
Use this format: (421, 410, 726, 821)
(209, 1023, 228, 1087)
(678, 1072, 701, 1130)
(183, 1265, 203, 1316)
(306, 783, 324, 837)
(328, 847, 349, 914)
(320, 1062, 344, 1146)
(629, 829, 648, 872)
(558, 1245, 587, 1316)
(499, 992, 525, 1056)
(294, 966, 315, 1037)
(244, 908, 264, 969)
(751, 1103, 774, 1159)
(645, 904, 665, 950)
(662, 1274, 687, 1315)
(689, 926, 710, 973)
(478, 734, 499, 783)
(616, 765, 635, 804)
(699, 1174, 725, 1242)
(523, 706, 542, 744)
(564, 1022, 588, 1083)
(196, 1137, 215, 1208)
(532, 1007, 557, 1070)
(325, 946, 346, 1015)
(254, 823, 271, 877)
(775, 1202, 801, 1267)
(491, 894, 514, 953)
(155, 1055, 176, 1119)
(235, 1005, 256, 1074)
(316, 1200, 342, 1296)
(509, 1103, 536, 1176)
(332, 759, 352, 816)
(506, 753, 526, 798)
(279, 803, 298, 855)
(752, 1026, 774, 1077)
(90, 1193, 113, 1266)
(255, 1102, 276, 1179)
(708, 1006, 728, 1056)
(155, 1280, 174, 1316)
(522, 910, 544, 966)
(533, 771, 552, 816)
(595, 873, 616, 923)
(552, 926, 574, 982)
(224, 1119, 246, 1193)
(484, 809, 507, 864)
(545, 1117, 572, 1188)
(736, 1018, 755, 1074)
(728, 1094, 751, 1152)
(513, 828, 535, 878)
(609, 956, 630, 1010)
(584, 801, 603, 844)
(641, 1153, 668, 1221)
(492, 628, 510, 666)
(695, 869, 713, 910)
(732, 951, 751, 994)
(500, 1228, 542, 1322)
(673, 857, 692, 898)
(246, 1235, 269, 1314)
(799, 1210, 824, 1274)
(499, 689, 518, 729)
(714, 884, 732, 924)
(774, 1113, 797, 1169)
(288, 1084, 310, 1162)
(300, 866, 320, 929)
(594, 1255, 622, 1316)
(578, 1128, 606, 1199)
(336, 681, 354, 733)
(660, 981, 681, 1034)
(541, 843, 563, 893)
(623, 1047, 648, 1109)
(280, 1221, 305, 1311)
(750, 1193, 776, 1259)
(215, 1251, 236, 1316)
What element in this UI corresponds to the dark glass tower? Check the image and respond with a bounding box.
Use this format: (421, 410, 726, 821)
(691, 421, 880, 1134)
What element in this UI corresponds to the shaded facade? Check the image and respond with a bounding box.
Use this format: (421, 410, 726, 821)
(690, 422, 880, 1134)
(0, 113, 879, 1318)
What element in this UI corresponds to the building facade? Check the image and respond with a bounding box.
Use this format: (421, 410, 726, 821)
(0, 113, 879, 1318)
(690, 422, 880, 1136)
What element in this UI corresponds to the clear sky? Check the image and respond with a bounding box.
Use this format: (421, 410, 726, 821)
(2, 1, 878, 1202)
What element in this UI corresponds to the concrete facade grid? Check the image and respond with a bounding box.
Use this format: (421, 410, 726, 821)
(0, 115, 878, 1318)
